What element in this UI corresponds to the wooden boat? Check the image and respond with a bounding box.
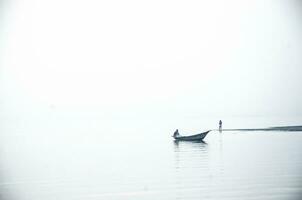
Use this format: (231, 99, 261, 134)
(173, 130, 211, 141)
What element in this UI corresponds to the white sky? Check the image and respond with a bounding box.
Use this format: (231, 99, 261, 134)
(1, 0, 302, 118)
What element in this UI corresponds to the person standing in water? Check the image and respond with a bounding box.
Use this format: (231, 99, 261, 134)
(219, 120, 222, 131)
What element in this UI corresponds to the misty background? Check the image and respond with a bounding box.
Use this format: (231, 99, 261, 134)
(1, 0, 302, 119)
(1, 1, 302, 200)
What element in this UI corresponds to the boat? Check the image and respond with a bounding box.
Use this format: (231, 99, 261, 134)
(172, 130, 211, 141)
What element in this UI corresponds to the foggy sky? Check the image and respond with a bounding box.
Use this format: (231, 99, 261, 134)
(1, 0, 302, 118)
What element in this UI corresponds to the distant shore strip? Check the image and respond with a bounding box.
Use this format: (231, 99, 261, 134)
(218, 126, 302, 132)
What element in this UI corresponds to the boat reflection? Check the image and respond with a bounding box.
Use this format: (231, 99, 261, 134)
(172, 136, 210, 199)
(173, 140, 207, 147)
(173, 139, 209, 167)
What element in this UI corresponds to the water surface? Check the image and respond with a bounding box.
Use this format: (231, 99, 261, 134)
(1, 116, 302, 200)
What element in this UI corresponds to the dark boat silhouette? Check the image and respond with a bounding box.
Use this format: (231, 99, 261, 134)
(173, 130, 210, 141)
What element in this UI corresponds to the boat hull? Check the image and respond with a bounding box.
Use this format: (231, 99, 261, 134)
(173, 130, 210, 141)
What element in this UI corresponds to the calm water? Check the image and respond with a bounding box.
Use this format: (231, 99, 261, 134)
(1, 116, 302, 200)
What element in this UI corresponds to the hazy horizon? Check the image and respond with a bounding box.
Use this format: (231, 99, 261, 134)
(1, 0, 302, 119)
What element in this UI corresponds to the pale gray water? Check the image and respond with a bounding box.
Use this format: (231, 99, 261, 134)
(1, 116, 302, 200)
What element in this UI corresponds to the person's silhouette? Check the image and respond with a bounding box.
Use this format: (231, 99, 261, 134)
(219, 120, 222, 131)
(173, 129, 179, 137)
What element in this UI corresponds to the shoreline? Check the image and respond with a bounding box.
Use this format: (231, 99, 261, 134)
(217, 126, 302, 132)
